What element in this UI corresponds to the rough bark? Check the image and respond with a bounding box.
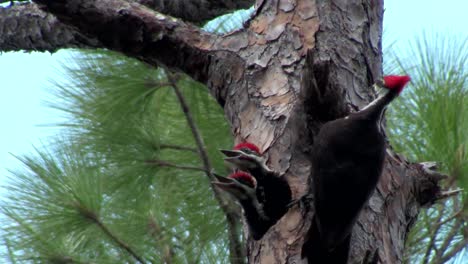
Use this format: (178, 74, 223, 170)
(0, 0, 253, 52)
(0, 3, 101, 52)
(135, 0, 254, 24)
(0, 0, 447, 263)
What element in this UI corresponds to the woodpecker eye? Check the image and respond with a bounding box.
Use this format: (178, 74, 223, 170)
(238, 156, 255, 161)
(241, 148, 255, 155)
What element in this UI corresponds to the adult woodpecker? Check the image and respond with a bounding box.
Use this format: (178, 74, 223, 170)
(302, 75, 411, 263)
(220, 143, 292, 234)
(213, 171, 270, 240)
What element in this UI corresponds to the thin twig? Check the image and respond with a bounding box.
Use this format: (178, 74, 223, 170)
(422, 207, 445, 264)
(438, 237, 468, 264)
(434, 217, 464, 262)
(148, 218, 174, 264)
(77, 205, 145, 264)
(159, 144, 198, 152)
(94, 218, 145, 264)
(145, 159, 208, 172)
(436, 189, 463, 200)
(434, 210, 462, 229)
(165, 70, 245, 264)
(6, 211, 92, 264)
(4, 239, 17, 264)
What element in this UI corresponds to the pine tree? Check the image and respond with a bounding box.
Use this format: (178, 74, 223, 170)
(0, 1, 466, 263)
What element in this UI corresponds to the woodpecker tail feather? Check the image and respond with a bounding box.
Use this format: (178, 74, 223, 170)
(301, 217, 351, 264)
(301, 216, 322, 261)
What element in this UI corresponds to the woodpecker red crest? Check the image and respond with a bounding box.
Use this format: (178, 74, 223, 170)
(383, 75, 411, 94)
(233, 142, 261, 155)
(229, 171, 257, 188)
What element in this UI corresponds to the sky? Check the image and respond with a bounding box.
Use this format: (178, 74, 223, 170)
(0, 0, 467, 262)
(4, 0, 467, 175)
(0, 50, 68, 176)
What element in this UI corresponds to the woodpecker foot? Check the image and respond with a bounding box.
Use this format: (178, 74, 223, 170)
(287, 194, 313, 210)
(362, 248, 379, 264)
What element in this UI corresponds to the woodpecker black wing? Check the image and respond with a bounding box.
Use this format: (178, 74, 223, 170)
(303, 76, 410, 263)
(312, 116, 385, 248)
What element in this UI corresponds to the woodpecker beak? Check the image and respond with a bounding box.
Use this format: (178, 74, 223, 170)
(219, 149, 269, 172)
(212, 173, 256, 201)
(212, 173, 234, 184)
(219, 149, 244, 157)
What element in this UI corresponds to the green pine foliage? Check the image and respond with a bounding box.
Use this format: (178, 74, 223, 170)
(387, 33, 468, 263)
(1, 49, 236, 263)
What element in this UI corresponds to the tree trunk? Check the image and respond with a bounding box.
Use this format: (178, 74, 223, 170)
(206, 1, 442, 263)
(0, 0, 445, 263)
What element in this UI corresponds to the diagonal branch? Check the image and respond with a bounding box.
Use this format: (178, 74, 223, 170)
(31, 0, 221, 84)
(434, 217, 464, 262)
(438, 237, 468, 264)
(76, 204, 145, 264)
(422, 207, 445, 264)
(0, 0, 253, 53)
(4, 238, 17, 264)
(165, 70, 245, 264)
(1, 0, 253, 23)
(159, 144, 197, 152)
(135, 0, 254, 24)
(0, 3, 101, 52)
(94, 219, 145, 264)
(144, 159, 208, 173)
(148, 217, 175, 264)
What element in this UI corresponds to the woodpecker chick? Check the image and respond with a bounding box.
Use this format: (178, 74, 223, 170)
(213, 171, 269, 240)
(221, 142, 271, 173)
(302, 75, 411, 264)
(220, 143, 292, 238)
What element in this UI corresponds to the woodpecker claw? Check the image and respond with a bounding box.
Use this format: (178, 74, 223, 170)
(288, 194, 313, 210)
(362, 248, 380, 264)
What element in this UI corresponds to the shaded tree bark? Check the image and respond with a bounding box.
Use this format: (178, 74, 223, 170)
(0, 0, 447, 263)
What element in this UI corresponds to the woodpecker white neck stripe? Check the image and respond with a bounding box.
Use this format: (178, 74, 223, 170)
(361, 89, 388, 111)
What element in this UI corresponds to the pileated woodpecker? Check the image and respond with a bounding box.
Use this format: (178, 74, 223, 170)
(213, 171, 270, 240)
(302, 75, 411, 263)
(220, 143, 292, 237)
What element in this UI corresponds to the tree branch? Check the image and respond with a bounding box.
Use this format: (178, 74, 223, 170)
(135, 0, 254, 24)
(2, 0, 254, 23)
(144, 159, 208, 172)
(76, 204, 145, 264)
(165, 70, 245, 264)
(28, 0, 221, 84)
(422, 207, 445, 264)
(93, 219, 145, 264)
(434, 217, 464, 262)
(159, 143, 197, 152)
(438, 237, 468, 264)
(0, 3, 101, 52)
(148, 217, 175, 264)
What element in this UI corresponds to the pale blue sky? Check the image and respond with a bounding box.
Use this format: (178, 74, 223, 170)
(3, 0, 467, 176)
(0, 0, 466, 261)
(0, 50, 68, 176)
